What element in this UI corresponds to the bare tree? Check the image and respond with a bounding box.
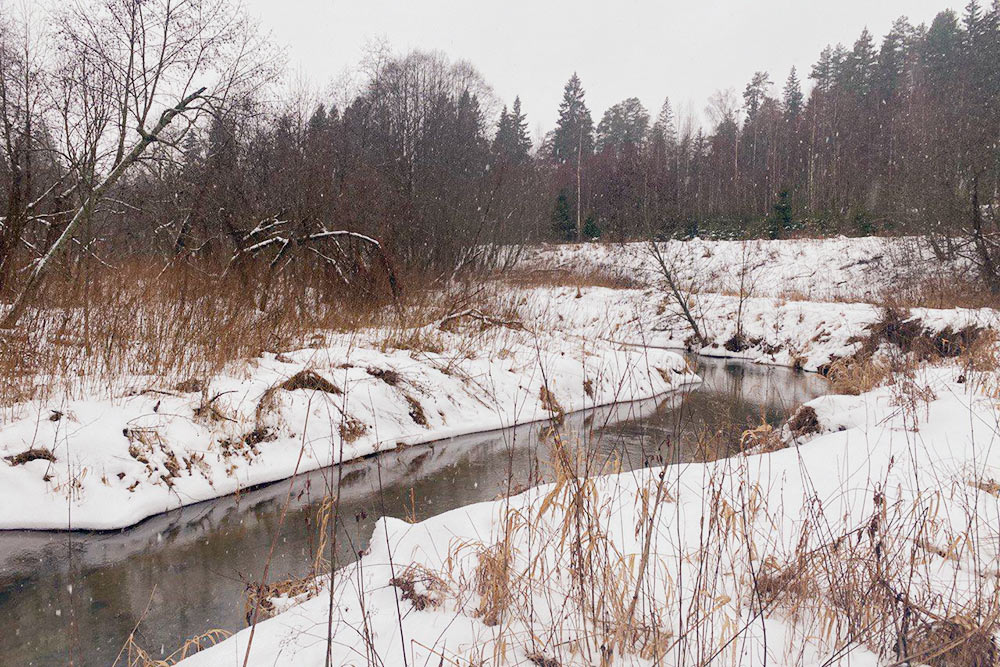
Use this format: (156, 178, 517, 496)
(0, 0, 274, 330)
(646, 240, 706, 347)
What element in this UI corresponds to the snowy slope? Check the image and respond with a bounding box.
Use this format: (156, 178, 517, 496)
(178, 364, 1000, 667)
(523, 236, 965, 302)
(0, 325, 695, 530)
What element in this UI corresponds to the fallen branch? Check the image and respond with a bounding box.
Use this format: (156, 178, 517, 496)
(436, 308, 524, 331)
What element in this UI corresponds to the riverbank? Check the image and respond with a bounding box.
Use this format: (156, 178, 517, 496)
(179, 359, 1000, 667)
(176, 237, 1000, 666)
(0, 359, 823, 666)
(0, 316, 695, 530)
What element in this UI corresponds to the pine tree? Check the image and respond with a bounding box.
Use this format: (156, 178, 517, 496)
(743, 71, 772, 120)
(842, 29, 878, 94)
(810, 46, 836, 94)
(596, 97, 649, 155)
(782, 67, 804, 118)
(877, 18, 912, 100)
(551, 73, 594, 164)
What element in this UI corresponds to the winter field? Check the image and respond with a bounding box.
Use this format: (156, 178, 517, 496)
(100, 235, 996, 667)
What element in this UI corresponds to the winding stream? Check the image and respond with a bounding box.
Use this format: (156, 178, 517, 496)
(0, 357, 827, 666)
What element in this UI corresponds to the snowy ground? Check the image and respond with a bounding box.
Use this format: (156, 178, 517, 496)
(174, 237, 1000, 666)
(0, 318, 694, 530)
(179, 363, 1000, 666)
(522, 235, 965, 302)
(520, 237, 997, 371)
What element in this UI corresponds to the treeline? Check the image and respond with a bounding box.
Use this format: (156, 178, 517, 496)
(1, 0, 999, 311)
(548, 2, 1000, 242)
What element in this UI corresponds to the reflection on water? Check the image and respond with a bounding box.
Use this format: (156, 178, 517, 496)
(0, 357, 826, 666)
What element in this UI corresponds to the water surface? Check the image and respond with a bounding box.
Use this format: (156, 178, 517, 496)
(0, 357, 826, 665)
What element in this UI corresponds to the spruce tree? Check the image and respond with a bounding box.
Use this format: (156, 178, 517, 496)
(551, 190, 575, 240)
(511, 96, 531, 158)
(652, 97, 677, 148)
(782, 67, 804, 118)
(493, 98, 531, 165)
(551, 73, 594, 164)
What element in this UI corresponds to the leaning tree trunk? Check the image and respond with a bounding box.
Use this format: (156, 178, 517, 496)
(0, 88, 205, 330)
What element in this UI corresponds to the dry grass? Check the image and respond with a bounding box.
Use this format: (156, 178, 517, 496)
(881, 272, 1000, 311)
(243, 575, 321, 625)
(279, 370, 341, 394)
(0, 259, 516, 409)
(503, 265, 639, 290)
(827, 356, 893, 395)
(389, 564, 449, 611)
(820, 306, 997, 397)
(538, 385, 564, 419)
(739, 421, 784, 453)
(115, 629, 231, 667)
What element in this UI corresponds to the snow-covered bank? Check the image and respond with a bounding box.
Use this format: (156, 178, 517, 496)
(178, 364, 1000, 667)
(519, 285, 999, 372)
(0, 323, 695, 531)
(523, 236, 965, 302)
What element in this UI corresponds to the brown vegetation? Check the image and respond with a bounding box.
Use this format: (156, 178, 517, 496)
(279, 370, 341, 395)
(3, 447, 56, 466)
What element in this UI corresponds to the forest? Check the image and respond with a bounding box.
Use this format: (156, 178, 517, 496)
(1, 0, 999, 312)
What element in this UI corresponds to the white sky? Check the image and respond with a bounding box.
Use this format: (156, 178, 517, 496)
(243, 0, 962, 136)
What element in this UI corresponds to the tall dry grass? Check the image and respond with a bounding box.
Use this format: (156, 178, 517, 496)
(0, 258, 511, 409)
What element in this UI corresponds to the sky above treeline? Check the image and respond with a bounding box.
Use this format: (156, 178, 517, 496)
(245, 0, 962, 136)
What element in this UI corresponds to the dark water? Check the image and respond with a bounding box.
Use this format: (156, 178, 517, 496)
(0, 357, 826, 666)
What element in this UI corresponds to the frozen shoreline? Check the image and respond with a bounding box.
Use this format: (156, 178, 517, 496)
(0, 324, 695, 531)
(176, 237, 1000, 666)
(179, 362, 1000, 667)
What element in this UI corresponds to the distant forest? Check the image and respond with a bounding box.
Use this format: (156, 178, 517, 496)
(0, 1, 999, 296)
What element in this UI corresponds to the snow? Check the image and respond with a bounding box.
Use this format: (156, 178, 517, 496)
(0, 322, 695, 530)
(171, 236, 1000, 666)
(522, 236, 965, 302)
(7, 235, 1000, 664)
(178, 364, 1000, 666)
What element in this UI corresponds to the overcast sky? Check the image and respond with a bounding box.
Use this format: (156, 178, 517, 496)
(243, 0, 961, 136)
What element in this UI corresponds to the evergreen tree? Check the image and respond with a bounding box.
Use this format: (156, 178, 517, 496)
(810, 46, 836, 93)
(842, 29, 878, 94)
(492, 98, 531, 164)
(596, 97, 649, 155)
(652, 97, 677, 147)
(551, 73, 594, 164)
(877, 18, 913, 99)
(768, 190, 794, 239)
(964, 0, 984, 44)
(551, 190, 575, 240)
(743, 71, 772, 120)
(510, 97, 531, 157)
(493, 105, 513, 155)
(782, 67, 804, 118)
